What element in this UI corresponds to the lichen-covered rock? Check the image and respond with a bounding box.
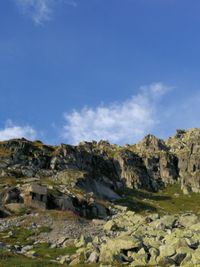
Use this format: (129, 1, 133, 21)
(113, 149, 153, 191)
(159, 244, 176, 257)
(99, 235, 142, 263)
(129, 248, 148, 266)
(179, 213, 198, 227)
(167, 128, 200, 194)
(136, 134, 178, 190)
(70, 210, 200, 266)
(87, 251, 99, 263)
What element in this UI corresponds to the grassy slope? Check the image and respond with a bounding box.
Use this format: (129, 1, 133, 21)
(116, 183, 200, 215)
(0, 247, 97, 267)
(0, 250, 97, 267)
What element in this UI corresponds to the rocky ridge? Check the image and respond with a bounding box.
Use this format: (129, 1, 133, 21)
(0, 129, 200, 219)
(1, 128, 200, 266)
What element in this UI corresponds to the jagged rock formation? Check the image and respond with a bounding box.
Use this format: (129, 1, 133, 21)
(167, 128, 200, 194)
(135, 134, 178, 190)
(1, 128, 200, 218)
(1, 129, 200, 266)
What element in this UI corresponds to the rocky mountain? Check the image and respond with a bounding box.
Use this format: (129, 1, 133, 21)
(0, 128, 200, 219)
(1, 128, 200, 266)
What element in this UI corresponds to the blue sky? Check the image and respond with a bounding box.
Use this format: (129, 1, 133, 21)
(1, 0, 200, 145)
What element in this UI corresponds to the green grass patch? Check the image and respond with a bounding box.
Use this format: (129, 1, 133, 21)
(37, 226, 52, 234)
(0, 225, 52, 247)
(0, 226, 34, 246)
(117, 183, 200, 215)
(0, 248, 98, 267)
(34, 243, 77, 259)
(0, 249, 60, 267)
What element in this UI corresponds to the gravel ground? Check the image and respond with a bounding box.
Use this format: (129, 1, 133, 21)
(0, 210, 105, 245)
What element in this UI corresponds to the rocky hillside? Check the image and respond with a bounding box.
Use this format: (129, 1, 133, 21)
(0, 128, 200, 219)
(1, 128, 200, 266)
(75, 211, 200, 266)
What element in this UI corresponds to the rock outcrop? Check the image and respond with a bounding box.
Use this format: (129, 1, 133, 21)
(1, 128, 200, 219)
(1, 129, 200, 266)
(167, 128, 200, 194)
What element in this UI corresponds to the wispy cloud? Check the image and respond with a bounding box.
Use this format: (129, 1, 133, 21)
(15, 0, 76, 25)
(0, 120, 37, 141)
(62, 83, 171, 145)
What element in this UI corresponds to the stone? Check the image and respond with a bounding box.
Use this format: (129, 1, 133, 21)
(191, 248, 200, 264)
(103, 220, 118, 231)
(56, 237, 69, 247)
(21, 245, 34, 253)
(75, 235, 92, 248)
(143, 236, 161, 249)
(25, 250, 38, 258)
(130, 248, 148, 265)
(5, 203, 26, 213)
(59, 255, 71, 264)
(185, 237, 199, 249)
(159, 245, 176, 257)
(156, 255, 175, 266)
(180, 254, 193, 266)
(147, 213, 160, 221)
(189, 222, 200, 231)
(159, 215, 177, 228)
(69, 253, 83, 266)
(164, 236, 188, 250)
(150, 220, 165, 230)
(179, 214, 199, 227)
(172, 251, 187, 265)
(148, 247, 159, 265)
(99, 235, 142, 263)
(87, 251, 99, 263)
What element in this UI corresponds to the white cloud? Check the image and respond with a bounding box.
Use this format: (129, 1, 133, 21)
(15, 0, 76, 25)
(15, 0, 52, 25)
(63, 82, 171, 145)
(0, 120, 37, 141)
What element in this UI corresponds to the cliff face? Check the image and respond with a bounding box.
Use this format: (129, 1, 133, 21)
(167, 128, 200, 194)
(0, 128, 200, 217)
(0, 135, 177, 193)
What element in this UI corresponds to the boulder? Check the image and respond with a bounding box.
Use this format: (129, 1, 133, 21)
(129, 248, 148, 266)
(5, 203, 26, 213)
(179, 214, 199, 228)
(191, 248, 200, 265)
(148, 247, 159, 265)
(75, 235, 92, 248)
(59, 255, 71, 264)
(99, 235, 142, 263)
(87, 251, 99, 263)
(159, 244, 176, 258)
